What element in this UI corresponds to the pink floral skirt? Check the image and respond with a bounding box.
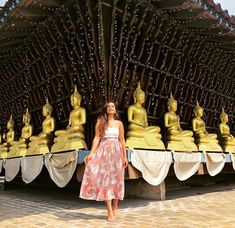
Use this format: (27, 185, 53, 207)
(79, 138, 125, 201)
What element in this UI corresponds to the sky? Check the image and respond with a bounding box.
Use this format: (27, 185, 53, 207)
(0, 0, 7, 7)
(0, 0, 234, 15)
(214, 0, 235, 16)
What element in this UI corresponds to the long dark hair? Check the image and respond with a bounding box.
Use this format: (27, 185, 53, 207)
(98, 101, 119, 137)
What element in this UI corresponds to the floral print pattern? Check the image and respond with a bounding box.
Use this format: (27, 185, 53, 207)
(80, 138, 125, 201)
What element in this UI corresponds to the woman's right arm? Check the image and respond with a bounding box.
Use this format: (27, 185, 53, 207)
(84, 119, 101, 164)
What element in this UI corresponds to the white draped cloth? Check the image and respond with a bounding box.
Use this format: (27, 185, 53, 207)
(45, 151, 78, 187)
(204, 152, 225, 176)
(230, 153, 235, 171)
(130, 150, 172, 186)
(21, 155, 44, 183)
(173, 152, 201, 181)
(4, 157, 21, 181)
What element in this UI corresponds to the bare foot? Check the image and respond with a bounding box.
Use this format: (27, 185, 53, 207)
(107, 215, 115, 222)
(107, 209, 115, 222)
(107, 213, 115, 222)
(113, 208, 117, 219)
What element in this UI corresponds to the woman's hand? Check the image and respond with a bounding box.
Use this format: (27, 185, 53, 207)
(123, 157, 128, 168)
(84, 153, 93, 165)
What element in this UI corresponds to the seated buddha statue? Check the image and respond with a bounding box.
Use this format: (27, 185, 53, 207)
(27, 99, 55, 155)
(0, 115, 15, 159)
(126, 83, 165, 150)
(219, 108, 235, 153)
(51, 86, 87, 153)
(8, 109, 33, 158)
(192, 101, 222, 152)
(164, 93, 197, 152)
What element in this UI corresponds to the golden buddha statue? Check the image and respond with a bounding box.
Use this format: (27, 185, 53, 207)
(192, 101, 222, 152)
(51, 86, 87, 153)
(164, 93, 197, 152)
(219, 108, 235, 153)
(0, 115, 15, 159)
(27, 99, 55, 155)
(8, 109, 33, 158)
(126, 83, 165, 150)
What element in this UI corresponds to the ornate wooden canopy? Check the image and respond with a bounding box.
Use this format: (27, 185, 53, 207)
(0, 0, 234, 143)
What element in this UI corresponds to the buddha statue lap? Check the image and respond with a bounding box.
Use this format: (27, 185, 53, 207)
(51, 86, 87, 153)
(26, 99, 55, 155)
(219, 108, 235, 153)
(164, 93, 197, 152)
(8, 109, 33, 158)
(0, 116, 15, 159)
(126, 83, 165, 150)
(192, 101, 222, 152)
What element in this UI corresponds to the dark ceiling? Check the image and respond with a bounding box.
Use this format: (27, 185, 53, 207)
(0, 0, 234, 141)
(152, 0, 235, 52)
(0, 0, 64, 54)
(1, 0, 235, 53)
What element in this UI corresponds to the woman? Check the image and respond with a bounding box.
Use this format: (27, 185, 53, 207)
(80, 101, 128, 222)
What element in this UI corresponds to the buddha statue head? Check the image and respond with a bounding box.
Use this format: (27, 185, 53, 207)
(71, 85, 82, 108)
(42, 99, 53, 117)
(133, 82, 145, 104)
(194, 101, 203, 117)
(167, 93, 177, 112)
(7, 115, 14, 130)
(23, 108, 31, 125)
(220, 108, 228, 123)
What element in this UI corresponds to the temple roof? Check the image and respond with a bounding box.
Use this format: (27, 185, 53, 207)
(0, 0, 64, 54)
(0, 0, 235, 53)
(152, 0, 235, 52)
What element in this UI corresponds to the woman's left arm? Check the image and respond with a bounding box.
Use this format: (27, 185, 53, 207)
(119, 121, 128, 168)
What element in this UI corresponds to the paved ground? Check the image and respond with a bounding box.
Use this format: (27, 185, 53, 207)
(0, 181, 235, 228)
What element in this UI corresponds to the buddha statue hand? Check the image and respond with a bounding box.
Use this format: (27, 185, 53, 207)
(55, 130, 67, 137)
(39, 132, 47, 138)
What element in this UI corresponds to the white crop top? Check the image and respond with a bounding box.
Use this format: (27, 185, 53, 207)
(102, 127, 119, 138)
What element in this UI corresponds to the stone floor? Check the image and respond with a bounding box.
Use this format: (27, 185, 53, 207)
(0, 181, 235, 228)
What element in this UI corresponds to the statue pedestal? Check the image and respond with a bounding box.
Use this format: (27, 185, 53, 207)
(8, 143, 28, 158)
(197, 142, 222, 152)
(7, 150, 20, 158)
(27, 133, 54, 156)
(126, 137, 165, 150)
(0, 145, 10, 159)
(51, 137, 87, 153)
(222, 145, 235, 153)
(167, 140, 198, 152)
(27, 142, 50, 156)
